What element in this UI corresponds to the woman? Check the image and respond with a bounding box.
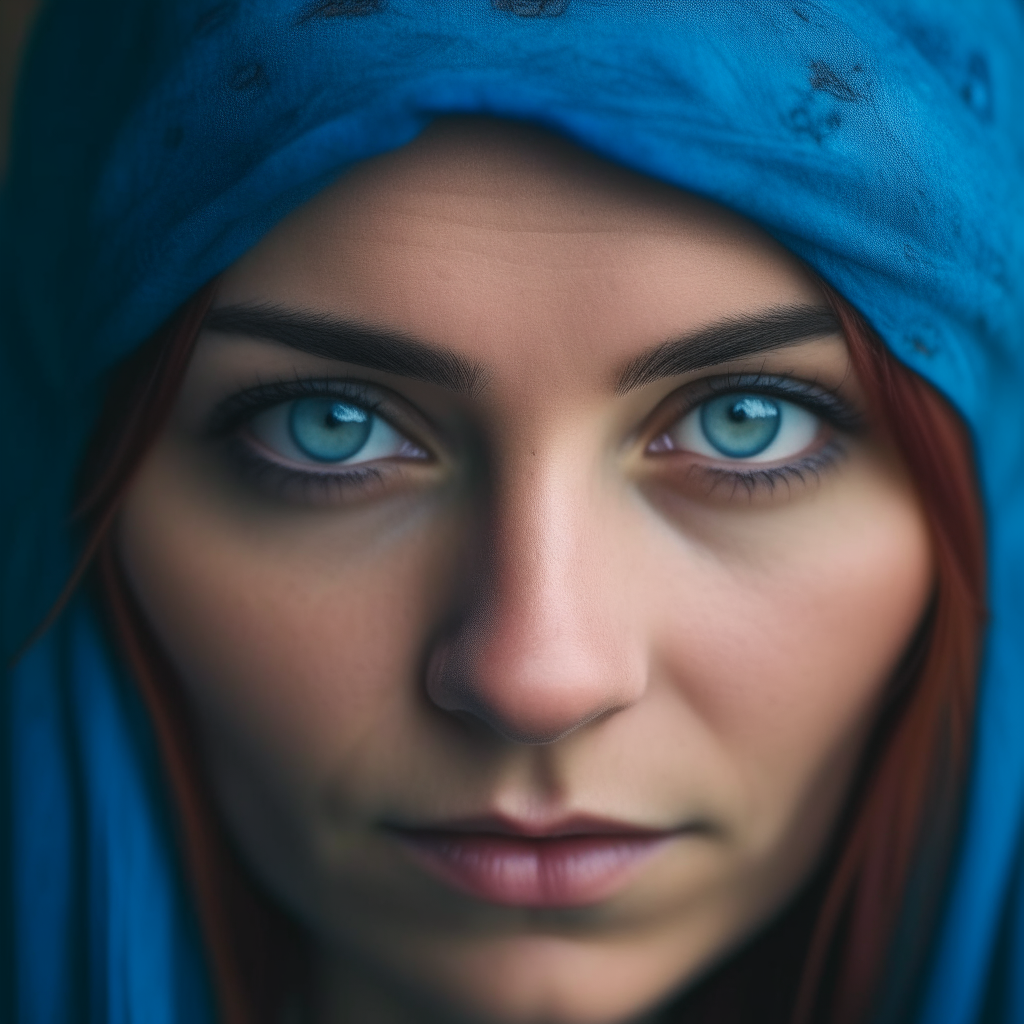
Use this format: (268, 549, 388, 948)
(1, 3, 1020, 1023)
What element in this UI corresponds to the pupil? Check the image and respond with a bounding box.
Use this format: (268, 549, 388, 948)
(700, 394, 781, 458)
(290, 398, 373, 462)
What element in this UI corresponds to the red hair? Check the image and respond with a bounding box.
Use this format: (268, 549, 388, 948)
(793, 285, 985, 1023)
(677, 285, 985, 1023)
(67, 281, 985, 1024)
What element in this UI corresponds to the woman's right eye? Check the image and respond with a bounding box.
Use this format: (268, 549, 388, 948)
(244, 396, 427, 470)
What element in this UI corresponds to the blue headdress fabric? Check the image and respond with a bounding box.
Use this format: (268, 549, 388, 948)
(1, 1, 1021, 1021)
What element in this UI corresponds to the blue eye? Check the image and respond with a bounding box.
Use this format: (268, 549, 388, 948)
(699, 394, 781, 458)
(290, 399, 372, 462)
(654, 392, 820, 464)
(246, 395, 425, 468)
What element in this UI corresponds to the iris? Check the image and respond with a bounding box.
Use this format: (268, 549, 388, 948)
(289, 399, 372, 462)
(700, 394, 781, 458)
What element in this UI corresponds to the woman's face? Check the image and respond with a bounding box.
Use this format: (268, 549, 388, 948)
(119, 119, 932, 1024)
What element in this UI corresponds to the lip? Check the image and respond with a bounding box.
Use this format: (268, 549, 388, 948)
(387, 815, 678, 908)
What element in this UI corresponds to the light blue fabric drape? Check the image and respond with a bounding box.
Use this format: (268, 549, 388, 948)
(2, 2, 1021, 1021)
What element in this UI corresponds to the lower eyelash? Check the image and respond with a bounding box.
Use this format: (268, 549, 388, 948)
(693, 440, 846, 500)
(226, 436, 389, 504)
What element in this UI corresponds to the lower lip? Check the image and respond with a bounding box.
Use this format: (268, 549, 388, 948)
(392, 830, 673, 908)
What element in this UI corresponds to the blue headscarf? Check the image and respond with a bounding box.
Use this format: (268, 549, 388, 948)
(2, 1, 1021, 1021)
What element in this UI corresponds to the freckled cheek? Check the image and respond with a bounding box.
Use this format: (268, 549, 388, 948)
(648, 489, 933, 846)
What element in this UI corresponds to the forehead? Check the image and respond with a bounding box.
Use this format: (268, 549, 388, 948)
(215, 117, 825, 379)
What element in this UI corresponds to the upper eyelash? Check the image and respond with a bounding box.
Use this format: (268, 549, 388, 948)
(210, 372, 854, 503)
(644, 372, 858, 497)
(209, 378, 430, 503)
(661, 371, 865, 434)
(206, 377, 390, 438)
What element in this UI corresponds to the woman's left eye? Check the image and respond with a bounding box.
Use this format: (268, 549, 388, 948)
(650, 393, 820, 463)
(246, 397, 426, 468)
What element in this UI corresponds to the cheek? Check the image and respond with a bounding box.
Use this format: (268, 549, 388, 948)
(647, 460, 933, 851)
(117, 448, 463, 789)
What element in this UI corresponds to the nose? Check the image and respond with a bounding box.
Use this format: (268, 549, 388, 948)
(425, 453, 647, 744)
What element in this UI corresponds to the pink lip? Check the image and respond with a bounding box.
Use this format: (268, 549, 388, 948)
(389, 816, 677, 908)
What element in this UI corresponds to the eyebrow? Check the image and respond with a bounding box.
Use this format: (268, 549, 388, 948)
(204, 304, 487, 395)
(205, 302, 841, 398)
(614, 305, 842, 394)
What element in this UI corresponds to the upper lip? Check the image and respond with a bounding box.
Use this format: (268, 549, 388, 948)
(385, 813, 678, 839)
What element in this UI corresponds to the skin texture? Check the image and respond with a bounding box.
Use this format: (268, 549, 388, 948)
(118, 119, 934, 1024)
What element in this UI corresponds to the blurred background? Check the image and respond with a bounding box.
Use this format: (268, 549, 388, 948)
(1, 0, 41, 176)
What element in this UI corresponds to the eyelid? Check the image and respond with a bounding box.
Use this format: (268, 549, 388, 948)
(205, 377, 439, 458)
(640, 371, 864, 450)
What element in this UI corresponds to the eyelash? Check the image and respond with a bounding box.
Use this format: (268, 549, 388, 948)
(643, 372, 862, 496)
(210, 372, 861, 503)
(209, 378, 429, 503)
(693, 442, 845, 499)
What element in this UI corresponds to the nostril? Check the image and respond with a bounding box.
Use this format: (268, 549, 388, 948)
(488, 704, 622, 747)
(424, 630, 641, 746)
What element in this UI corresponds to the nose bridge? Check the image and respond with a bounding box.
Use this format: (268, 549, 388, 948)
(490, 457, 594, 653)
(426, 437, 646, 744)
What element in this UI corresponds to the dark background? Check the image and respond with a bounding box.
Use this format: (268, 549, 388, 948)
(1, 0, 41, 176)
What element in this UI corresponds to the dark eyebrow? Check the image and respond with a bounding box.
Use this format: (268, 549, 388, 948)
(204, 304, 487, 395)
(615, 305, 842, 394)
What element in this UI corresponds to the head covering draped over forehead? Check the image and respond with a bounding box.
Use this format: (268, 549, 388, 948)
(1, 1, 1021, 1021)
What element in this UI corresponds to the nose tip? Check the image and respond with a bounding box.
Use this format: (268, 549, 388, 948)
(425, 604, 645, 745)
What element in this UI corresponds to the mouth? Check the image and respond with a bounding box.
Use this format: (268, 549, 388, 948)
(386, 815, 680, 908)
